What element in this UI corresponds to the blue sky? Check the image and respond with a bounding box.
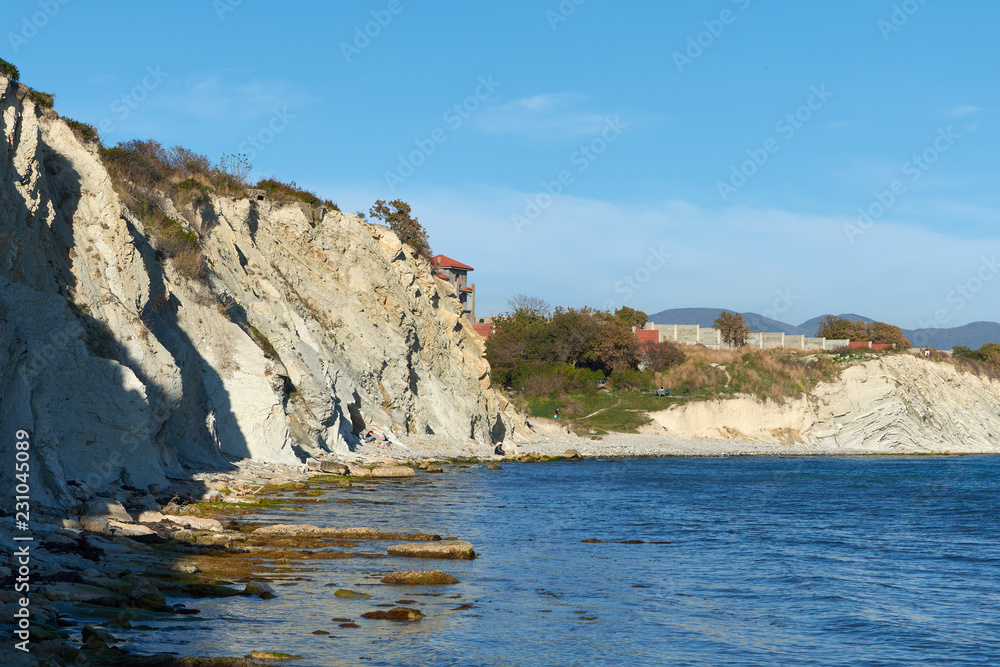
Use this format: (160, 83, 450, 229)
(5, 0, 999, 328)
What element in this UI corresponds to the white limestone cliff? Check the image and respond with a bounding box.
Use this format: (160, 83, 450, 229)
(650, 354, 1000, 453)
(0, 74, 522, 508)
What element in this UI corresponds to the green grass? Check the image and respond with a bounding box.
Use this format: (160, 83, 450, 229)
(528, 390, 678, 435)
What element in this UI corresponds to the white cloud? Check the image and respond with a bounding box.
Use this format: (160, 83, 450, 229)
(164, 71, 311, 122)
(949, 105, 982, 116)
(472, 92, 636, 139)
(403, 185, 1000, 328)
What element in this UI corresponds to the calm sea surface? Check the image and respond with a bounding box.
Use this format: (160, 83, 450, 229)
(136, 456, 1000, 666)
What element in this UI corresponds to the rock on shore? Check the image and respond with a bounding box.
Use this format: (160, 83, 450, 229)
(387, 540, 476, 560)
(381, 570, 461, 585)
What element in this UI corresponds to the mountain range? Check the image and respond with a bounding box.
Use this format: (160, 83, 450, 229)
(647, 308, 1000, 350)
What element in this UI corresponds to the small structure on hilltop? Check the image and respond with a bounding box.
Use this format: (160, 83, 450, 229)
(433, 254, 476, 321)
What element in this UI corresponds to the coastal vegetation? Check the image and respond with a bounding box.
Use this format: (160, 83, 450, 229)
(523, 344, 846, 436)
(0, 56, 19, 80)
(952, 342, 1000, 375)
(714, 311, 750, 347)
(368, 199, 432, 261)
(486, 300, 681, 394)
(494, 300, 931, 436)
(816, 315, 911, 347)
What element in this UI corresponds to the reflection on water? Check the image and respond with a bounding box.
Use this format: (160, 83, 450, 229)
(134, 456, 1000, 666)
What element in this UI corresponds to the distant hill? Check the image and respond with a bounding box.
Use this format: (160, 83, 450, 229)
(648, 308, 808, 334)
(797, 314, 874, 337)
(903, 322, 1000, 350)
(647, 308, 1000, 349)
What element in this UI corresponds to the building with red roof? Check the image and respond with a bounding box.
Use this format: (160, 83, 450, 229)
(432, 254, 476, 321)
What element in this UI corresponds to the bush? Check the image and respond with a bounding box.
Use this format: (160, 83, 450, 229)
(28, 89, 54, 108)
(609, 368, 653, 391)
(100, 140, 173, 189)
(0, 58, 19, 81)
(175, 178, 215, 207)
(642, 340, 685, 372)
(953, 343, 1000, 374)
(495, 361, 605, 398)
(256, 177, 335, 208)
(166, 146, 211, 176)
(65, 118, 99, 144)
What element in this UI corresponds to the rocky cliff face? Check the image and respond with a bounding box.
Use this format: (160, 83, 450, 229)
(651, 354, 1000, 453)
(0, 74, 522, 509)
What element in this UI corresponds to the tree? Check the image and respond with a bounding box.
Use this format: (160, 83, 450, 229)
(370, 199, 432, 260)
(485, 308, 547, 370)
(816, 316, 868, 341)
(614, 306, 648, 330)
(866, 321, 911, 348)
(507, 294, 551, 318)
(641, 340, 685, 372)
(585, 318, 642, 373)
(714, 311, 749, 348)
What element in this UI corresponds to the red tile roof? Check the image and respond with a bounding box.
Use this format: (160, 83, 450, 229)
(433, 254, 474, 271)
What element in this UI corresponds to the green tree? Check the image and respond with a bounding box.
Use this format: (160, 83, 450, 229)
(714, 311, 749, 348)
(614, 306, 648, 330)
(370, 199, 432, 260)
(485, 308, 547, 370)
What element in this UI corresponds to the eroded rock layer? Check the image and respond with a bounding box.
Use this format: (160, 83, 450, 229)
(0, 75, 521, 509)
(651, 354, 1000, 452)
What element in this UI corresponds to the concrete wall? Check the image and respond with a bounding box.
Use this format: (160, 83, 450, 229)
(643, 323, 850, 351)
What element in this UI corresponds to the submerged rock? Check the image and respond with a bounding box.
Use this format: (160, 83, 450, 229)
(243, 582, 277, 599)
(248, 650, 303, 661)
(361, 607, 424, 622)
(333, 589, 371, 599)
(381, 570, 461, 585)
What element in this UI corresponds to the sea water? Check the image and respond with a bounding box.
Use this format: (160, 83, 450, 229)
(135, 456, 1000, 666)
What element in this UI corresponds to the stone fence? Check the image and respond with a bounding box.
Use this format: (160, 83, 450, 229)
(642, 323, 849, 351)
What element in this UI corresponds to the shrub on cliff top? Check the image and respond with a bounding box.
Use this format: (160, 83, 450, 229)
(65, 118, 99, 144)
(28, 89, 54, 108)
(256, 177, 337, 209)
(0, 58, 19, 81)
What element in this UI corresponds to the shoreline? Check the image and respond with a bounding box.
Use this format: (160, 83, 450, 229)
(4, 437, 998, 665)
(342, 427, 1000, 467)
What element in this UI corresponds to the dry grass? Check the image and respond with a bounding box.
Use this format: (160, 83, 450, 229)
(655, 345, 841, 403)
(173, 247, 205, 281)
